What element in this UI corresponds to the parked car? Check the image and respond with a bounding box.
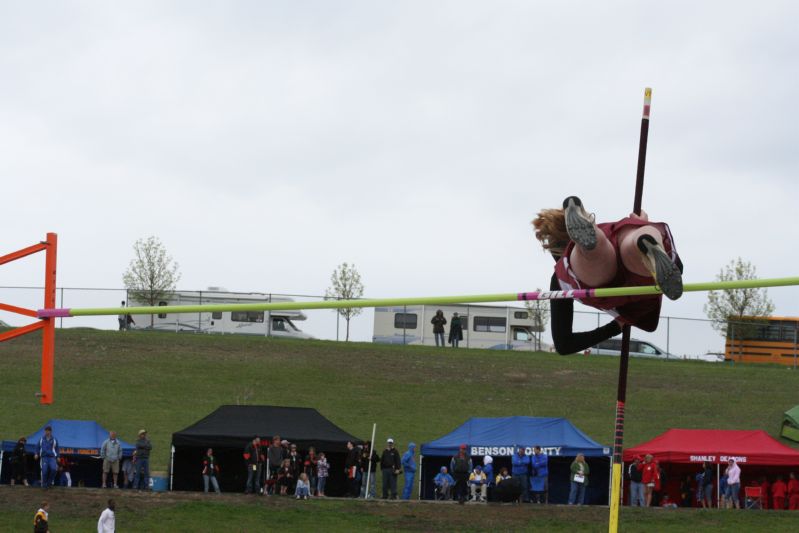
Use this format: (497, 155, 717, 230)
(591, 337, 670, 359)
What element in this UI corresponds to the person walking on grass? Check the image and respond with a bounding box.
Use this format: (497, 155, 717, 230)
(431, 310, 447, 347)
(35, 426, 58, 489)
(97, 499, 116, 533)
(568, 454, 590, 505)
(100, 431, 122, 489)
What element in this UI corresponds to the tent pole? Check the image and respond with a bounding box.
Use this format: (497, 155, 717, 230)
(418, 454, 423, 500)
(169, 445, 175, 491)
(364, 423, 376, 499)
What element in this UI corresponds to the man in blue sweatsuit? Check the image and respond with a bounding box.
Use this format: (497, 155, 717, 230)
(512, 446, 531, 503)
(35, 426, 59, 488)
(401, 442, 417, 500)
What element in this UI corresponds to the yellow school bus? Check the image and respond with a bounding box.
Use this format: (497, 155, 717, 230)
(725, 316, 799, 366)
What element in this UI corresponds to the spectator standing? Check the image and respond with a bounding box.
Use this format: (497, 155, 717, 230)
(35, 426, 59, 489)
(450, 444, 472, 504)
(266, 435, 285, 495)
(787, 472, 799, 510)
(317, 453, 330, 496)
(134, 430, 152, 491)
(718, 472, 728, 508)
(628, 456, 644, 507)
(288, 444, 302, 493)
(772, 476, 787, 510)
(401, 442, 417, 500)
(100, 431, 122, 489)
(530, 446, 548, 504)
(431, 310, 447, 347)
(118, 302, 127, 331)
(469, 465, 488, 502)
(568, 454, 590, 505)
(641, 454, 657, 506)
(434, 466, 455, 500)
(202, 448, 221, 494)
(700, 461, 714, 509)
(277, 459, 293, 495)
(482, 456, 494, 499)
(295, 472, 311, 499)
(243, 436, 261, 494)
(10, 437, 29, 486)
(345, 441, 361, 497)
(359, 441, 379, 499)
(448, 313, 464, 348)
(759, 476, 770, 510)
(97, 499, 116, 533)
(33, 501, 50, 533)
(304, 447, 318, 496)
(380, 438, 401, 499)
(725, 458, 741, 509)
(511, 446, 531, 503)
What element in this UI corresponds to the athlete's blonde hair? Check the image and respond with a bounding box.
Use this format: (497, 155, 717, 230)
(532, 208, 568, 258)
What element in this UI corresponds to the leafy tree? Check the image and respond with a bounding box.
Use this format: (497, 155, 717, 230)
(524, 291, 549, 351)
(325, 262, 364, 341)
(704, 258, 774, 356)
(122, 236, 181, 327)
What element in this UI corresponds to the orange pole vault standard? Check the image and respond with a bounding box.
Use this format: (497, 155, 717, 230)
(0, 233, 58, 404)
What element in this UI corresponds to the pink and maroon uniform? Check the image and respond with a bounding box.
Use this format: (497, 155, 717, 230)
(554, 216, 679, 331)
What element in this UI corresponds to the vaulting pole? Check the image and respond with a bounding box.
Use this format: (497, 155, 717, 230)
(609, 88, 651, 533)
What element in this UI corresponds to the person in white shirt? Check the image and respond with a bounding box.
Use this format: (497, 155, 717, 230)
(97, 499, 115, 533)
(725, 459, 742, 509)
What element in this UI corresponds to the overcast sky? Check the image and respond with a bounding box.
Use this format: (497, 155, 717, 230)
(1, 1, 797, 348)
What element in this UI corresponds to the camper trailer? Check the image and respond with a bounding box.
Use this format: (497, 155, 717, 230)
(128, 288, 313, 339)
(372, 304, 546, 351)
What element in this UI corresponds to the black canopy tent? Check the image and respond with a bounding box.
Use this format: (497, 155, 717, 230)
(171, 405, 362, 495)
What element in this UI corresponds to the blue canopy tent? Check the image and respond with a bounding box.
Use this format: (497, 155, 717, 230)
(1, 419, 135, 487)
(419, 416, 611, 504)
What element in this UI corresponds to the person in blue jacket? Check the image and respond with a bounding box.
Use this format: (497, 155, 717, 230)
(433, 466, 455, 500)
(482, 456, 494, 499)
(35, 426, 59, 488)
(401, 442, 417, 500)
(512, 446, 531, 503)
(530, 445, 549, 503)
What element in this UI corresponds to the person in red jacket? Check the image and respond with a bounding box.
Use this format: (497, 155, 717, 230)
(641, 455, 658, 507)
(243, 436, 264, 494)
(771, 476, 787, 510)
(787, 472, 799, 510)
(759, 477, 770, 510)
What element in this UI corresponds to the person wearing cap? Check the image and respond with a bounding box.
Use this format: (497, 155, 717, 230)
(380, 438, 401, 499)
(35, 426, 59, 489)
(401, 442, 417, 500)
(628, 456, 644, 507)
(450, 444, 472, 504)
(530, 446, 548, 504)
(134, 430, 152, 490)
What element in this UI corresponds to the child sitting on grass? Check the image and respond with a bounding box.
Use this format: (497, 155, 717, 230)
(317, 453, 329, 497)
(296, 472, 311, 500)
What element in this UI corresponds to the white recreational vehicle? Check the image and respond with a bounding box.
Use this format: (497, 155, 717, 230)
(372, 304, 547, 351)
(129, 288, 314, 339)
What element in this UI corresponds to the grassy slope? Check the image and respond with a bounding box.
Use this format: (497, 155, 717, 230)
(1, 328, 797, 531)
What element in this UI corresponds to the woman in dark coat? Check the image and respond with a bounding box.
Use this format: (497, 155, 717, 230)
(448, 313, 463, 348)
(10, 437, 29, 486)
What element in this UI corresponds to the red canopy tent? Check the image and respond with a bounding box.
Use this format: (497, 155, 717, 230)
(622, 429, 799, 508)
(623, 429, 799, 466)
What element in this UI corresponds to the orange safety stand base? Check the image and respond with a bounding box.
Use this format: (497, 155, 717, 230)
(0, 233, 57, 404)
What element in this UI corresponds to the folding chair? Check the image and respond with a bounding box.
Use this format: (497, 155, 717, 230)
(744, 486, 762, 510)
